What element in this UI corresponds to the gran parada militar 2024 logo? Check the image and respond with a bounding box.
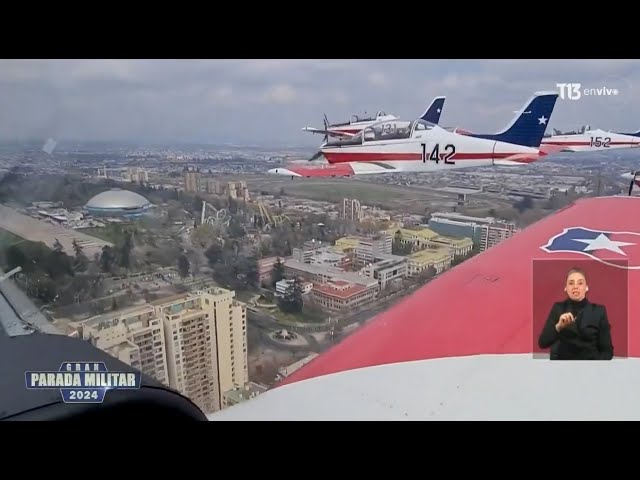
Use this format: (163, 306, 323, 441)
(25, 362, 142, 403)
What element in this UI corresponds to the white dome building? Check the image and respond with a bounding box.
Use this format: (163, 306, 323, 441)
(85, 188, 151, 217)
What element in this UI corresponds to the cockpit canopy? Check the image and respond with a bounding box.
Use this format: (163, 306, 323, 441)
(362, 119, 435, 141)
(324, 119, 436, 147)
(351, 111, 388, 123)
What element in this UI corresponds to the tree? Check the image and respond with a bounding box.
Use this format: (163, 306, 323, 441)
(118, 230, 133, 269)
(514, 196, 534, 213)
(100, 245, 115, 273)
(72, 238, 88, 272)
(278, 277, 304, 313)
(53, 238, 64, 253)
(177, 254, 190, 278)
(271, 258, 285, 286)
(205, 242, 224, 267)
(72, 239, 83, 258)
(227, 217, 245, 238)
(392, 230, 412, 255)
(191, 223, 215, 248)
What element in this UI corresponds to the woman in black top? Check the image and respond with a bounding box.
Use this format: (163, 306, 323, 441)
(538, 268, 614, 360)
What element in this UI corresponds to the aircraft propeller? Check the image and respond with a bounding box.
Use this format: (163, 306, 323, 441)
(627, 171, 639, 196)
(308, 150, 324, 162)
(323, 114, 329, 143)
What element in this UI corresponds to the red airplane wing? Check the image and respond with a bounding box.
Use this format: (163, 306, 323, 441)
(210, 196, 640, 420)
(268, 163, 402, 177)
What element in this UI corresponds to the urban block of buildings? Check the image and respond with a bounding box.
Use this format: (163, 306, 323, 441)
(68, 286, 248, 414)
(256, 211, 515, 314)
(184, 169, 250, 201)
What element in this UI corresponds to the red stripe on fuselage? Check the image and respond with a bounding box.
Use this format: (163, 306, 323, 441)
(542, 141, 638, 146)
(322, 151, 534, 164)
(331, 128, 361, 135)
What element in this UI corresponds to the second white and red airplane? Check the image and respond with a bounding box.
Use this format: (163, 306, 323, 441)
(301, 96, 446, 140)
(540, 126, 640, 152)
(269, 91, 561, 178)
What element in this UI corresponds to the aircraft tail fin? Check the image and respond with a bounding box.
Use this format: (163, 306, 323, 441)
(470, 91, 559, 147)
(419, 96, 446, 124)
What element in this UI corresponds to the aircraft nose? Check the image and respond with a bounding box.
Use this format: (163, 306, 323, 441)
(267, 168, 279, 174)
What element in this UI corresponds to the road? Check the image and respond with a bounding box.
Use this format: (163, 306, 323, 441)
(0, 204, 111, 259)
(247, 309, 321, 351)
(246, 281, 424, 354)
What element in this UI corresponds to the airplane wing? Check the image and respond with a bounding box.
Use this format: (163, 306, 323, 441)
(209, 196, 640, 420)
(301, 127, 357, 138)
(268, 162, 401, 177)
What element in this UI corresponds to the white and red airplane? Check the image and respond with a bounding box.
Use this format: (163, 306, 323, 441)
(540, 126, 640, 152)
(269, 91, 561, 178)
(301, 96, 446, 140)
(209, 194, 640, 420)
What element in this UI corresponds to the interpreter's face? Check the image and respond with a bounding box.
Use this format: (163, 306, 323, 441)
(566, 273, 587, 301)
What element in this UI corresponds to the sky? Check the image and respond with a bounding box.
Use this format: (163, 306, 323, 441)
(1, 59, 639, 147)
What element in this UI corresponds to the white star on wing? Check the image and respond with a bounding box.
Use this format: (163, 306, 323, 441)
(538, 116, 547, 125)
(573, 233, 635, 255)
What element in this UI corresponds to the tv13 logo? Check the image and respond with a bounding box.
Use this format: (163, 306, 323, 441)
(556, 83, 582, 100)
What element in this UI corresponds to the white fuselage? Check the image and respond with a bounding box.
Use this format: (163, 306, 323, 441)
(321, 122, 540, 173)
(541, 129, 640, 152)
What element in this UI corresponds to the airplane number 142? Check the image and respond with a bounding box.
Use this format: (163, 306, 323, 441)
(590, 136, 611, 148)
(421, 143, 456, 164)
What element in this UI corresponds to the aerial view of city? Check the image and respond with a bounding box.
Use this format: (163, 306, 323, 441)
(1, 59, 639, 421)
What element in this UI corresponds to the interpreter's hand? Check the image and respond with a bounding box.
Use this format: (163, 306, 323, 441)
(555, 312, 575, 332)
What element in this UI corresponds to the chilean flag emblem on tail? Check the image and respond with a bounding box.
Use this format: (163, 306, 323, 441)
(540, 227, 640, 269)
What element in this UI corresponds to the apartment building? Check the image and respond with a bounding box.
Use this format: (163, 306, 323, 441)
(257, 256, 284, 285)
(342, 198, 363, 221)
(275, 279, 313, 296)
(428, 212, 516, 251)
(360, 254, 407, 289)
(353, 234, 392, 265)
(74, 287, 247, 414)
(79, 304, 169, 386)
(479, 223, 516, 251)
(184, 171, 200, 192)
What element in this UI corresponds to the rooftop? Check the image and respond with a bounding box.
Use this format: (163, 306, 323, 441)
(432, 235, 474, 246)
(85, 188, 151, 210)
(224, 382, 269, 404)
(105, 339, 138, 357)
(313, 281, 367, 299)
(284, 259, 378, 287)
(408, 248, 452, 263)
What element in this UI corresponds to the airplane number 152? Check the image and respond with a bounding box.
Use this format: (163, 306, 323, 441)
(421, 143, 456, 164)
(590, 136, 611, 148)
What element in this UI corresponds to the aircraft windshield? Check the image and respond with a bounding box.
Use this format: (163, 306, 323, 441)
(413, 119, 436, 130)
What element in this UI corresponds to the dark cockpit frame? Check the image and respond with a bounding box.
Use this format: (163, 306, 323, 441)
(0, 334, 208, 421)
